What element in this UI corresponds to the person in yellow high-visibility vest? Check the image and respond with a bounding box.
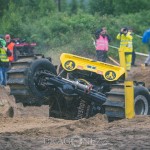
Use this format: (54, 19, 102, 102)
(117, 27, 133, 71)
(0, 38, 12, 86)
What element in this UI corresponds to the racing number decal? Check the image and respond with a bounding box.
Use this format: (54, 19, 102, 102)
(64, 60, 75, 71)
(105, 71, 116, 81)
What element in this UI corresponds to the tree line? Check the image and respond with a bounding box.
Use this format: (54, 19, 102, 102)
(0, 0, 150, 56)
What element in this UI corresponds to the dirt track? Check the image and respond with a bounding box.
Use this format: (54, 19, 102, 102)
(1, 115, 150, 149)
(0, 65, 150, 150)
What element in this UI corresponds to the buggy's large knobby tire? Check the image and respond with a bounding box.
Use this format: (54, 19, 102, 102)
(7, 55, 57, 106)
(134, 86, 150, 115)
(28, 58, 57, 103)
(104, 84, 150, 121)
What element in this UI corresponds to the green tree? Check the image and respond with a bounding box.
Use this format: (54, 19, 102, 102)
(60, 0, 68, 12)
(1, 1, 22, 36)
(88, 0, 150, 15)
(0, 0, 10, 16)
(79, 0, 85, 10)
(88, 0, 114, 15)
(38, 0, 56, 15)
(113, 0, 150, 15)
(69, 0, 78, 14)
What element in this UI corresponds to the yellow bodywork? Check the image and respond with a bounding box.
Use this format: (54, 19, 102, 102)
(119, 47, 127, 78)
(60, 53, 125, 82)
(124, 81, 135, 119)
(118, 48, 135, 119)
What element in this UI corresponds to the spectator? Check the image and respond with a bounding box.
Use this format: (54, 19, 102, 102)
(128, 28, 136, 66)
(5, 34, 16, 62)
(95, 27, 111, 62)
(142, 29, 150, 66)
(0, 38, 11, 86)
(116, 27, 133, 71)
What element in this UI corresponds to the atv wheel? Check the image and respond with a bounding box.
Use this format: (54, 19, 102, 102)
(104, 84, 150, 121)
(7, 55, 56, 106)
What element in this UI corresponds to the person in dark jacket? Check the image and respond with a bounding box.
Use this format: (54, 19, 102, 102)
(128, 28, 136, 66)
(0, 38, 11, 86)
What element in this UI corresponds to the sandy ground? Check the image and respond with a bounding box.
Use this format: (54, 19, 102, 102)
(0, 63, 150, 150)
(129, 65, 150, 89)
(1, 115, 150, 150)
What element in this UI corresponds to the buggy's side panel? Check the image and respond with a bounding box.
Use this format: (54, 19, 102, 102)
(60, 53, 125, 81)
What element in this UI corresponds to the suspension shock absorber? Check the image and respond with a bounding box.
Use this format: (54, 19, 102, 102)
(62, 78, 93, 93)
